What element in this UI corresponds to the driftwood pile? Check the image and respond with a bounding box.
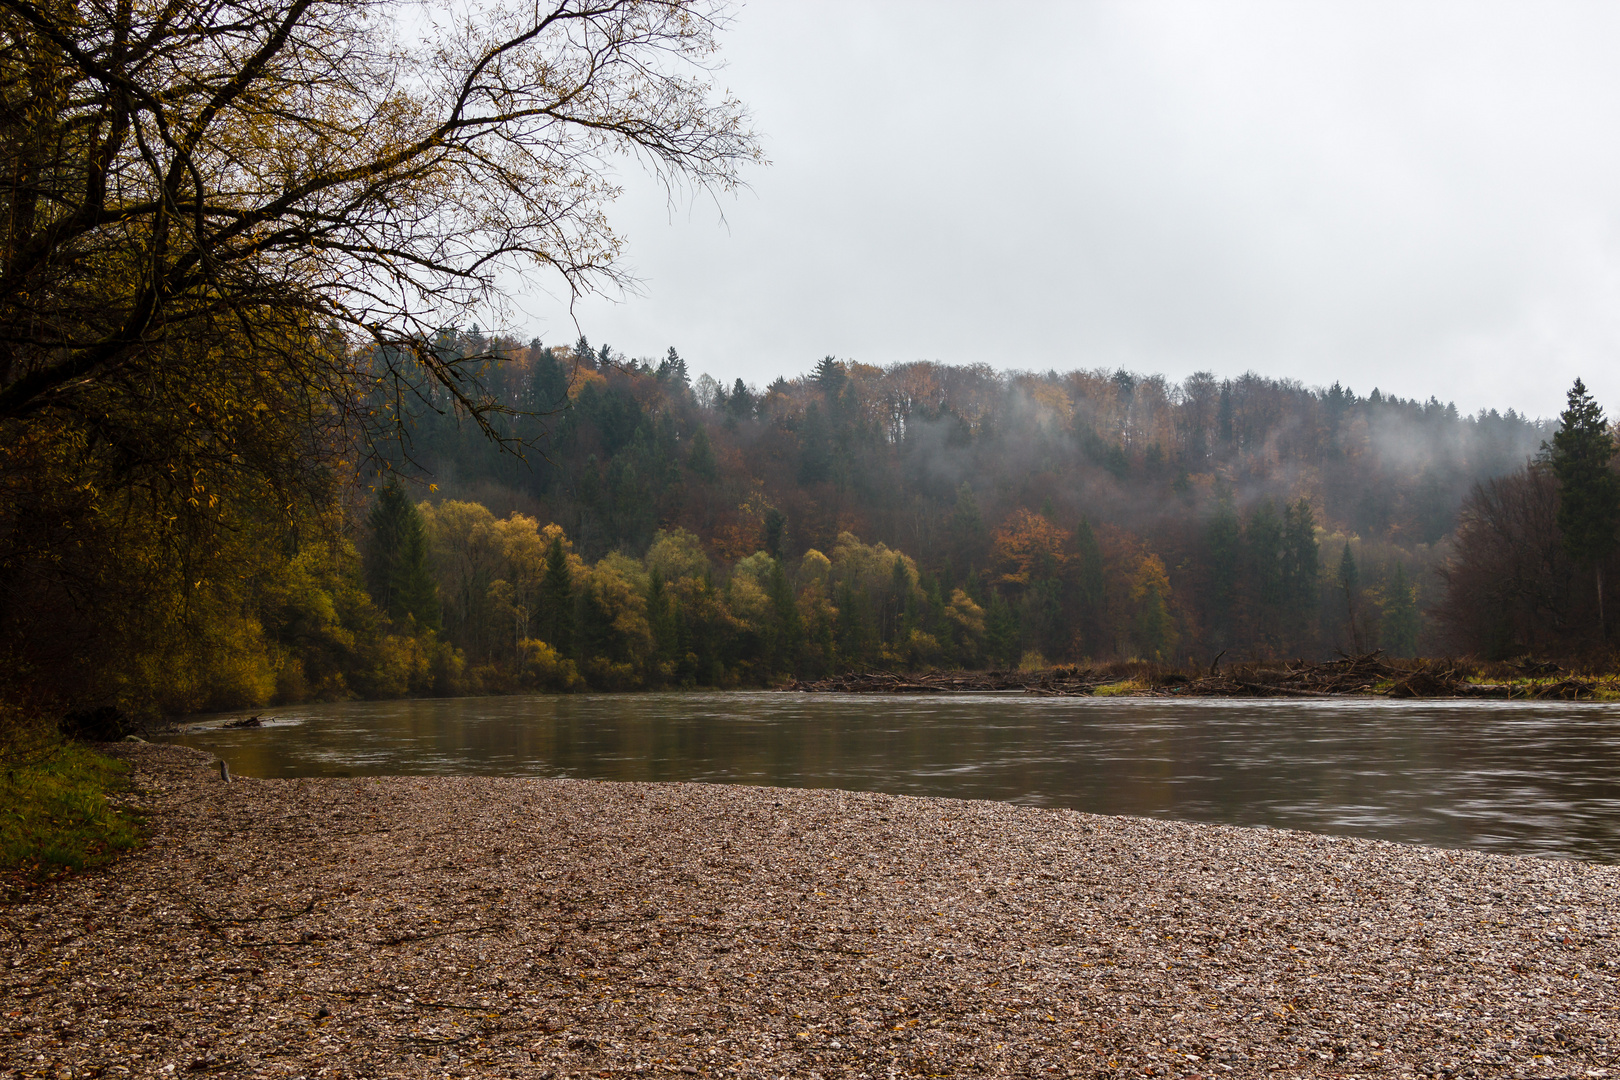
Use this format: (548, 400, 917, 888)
(784, 670, 1077, 694)
(784, 654, 1610, 700)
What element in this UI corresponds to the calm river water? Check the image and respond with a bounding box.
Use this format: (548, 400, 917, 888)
(168, 693, 1620, 862)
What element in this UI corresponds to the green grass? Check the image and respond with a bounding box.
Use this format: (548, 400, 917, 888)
(1093, 678, 1148, 697)
(1, 741, 143, 896)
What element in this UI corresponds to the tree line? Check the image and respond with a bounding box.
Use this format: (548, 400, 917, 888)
(1438, 379, 1620, 660)
(343, 333, 1539, 691)
(0, 0, 757, 728)
(2, 0, 1598, 723)
(0, 311, 1569, 717)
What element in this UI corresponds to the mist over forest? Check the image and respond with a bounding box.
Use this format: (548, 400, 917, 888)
(3, 0, 1609, 726)
(360, 331, 1556, 687)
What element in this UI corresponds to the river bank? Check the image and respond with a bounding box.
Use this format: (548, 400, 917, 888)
(785, 654, 1618, 700)
(3, 743, 1617, 1078)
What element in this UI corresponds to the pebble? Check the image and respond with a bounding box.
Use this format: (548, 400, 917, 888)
(0, 742, 1615, 1078)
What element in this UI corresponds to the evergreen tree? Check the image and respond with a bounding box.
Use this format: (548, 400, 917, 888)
(727, 378, 755, 422)
(798, 404, 833, 484)
(571, 335, 597, 368)
(576, 584, 615, 662)
(655, 346, 690, 389)
(363, 483, 441, 631)
(1244, 501, 1286, 649)
(764, 508, 787, 560)
(686, 424, 718, 480)
(530, 346, 570, 412)
(1281, 499, 1320, 652)
(949, 482, 986, 578)
(1380, 562, 1420, 657)
(811, 356, 847, 400)
(984, 591, 1020, 669)
(1072, 518, 1106, 658)
(1205, 492, 1240, 652)
(835, 580, 870, 667)
(1547, 378, 1620, 634)
(766, 558, 803, 675)
(539, 536, 574, 656)
(646, 570, 680, 669)
(1337, 542, 1363, 653)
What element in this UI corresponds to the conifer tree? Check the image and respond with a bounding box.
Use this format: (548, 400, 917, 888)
(1205, 492, 1240, 652)
(686, 425, 718, 481)
(540, 537, 575, 656)
(1338, 542, 1363, 653)
(984, 592, 1020, 669)
(798, 405, 833, 484)
(764, 508, 787, 560)
(364, 483, 441, 632)
(1072, 518, 1107, 658)
(1547, 378, 1620, 635)
(1380, 562, 1420, 657)
(766, 559, 803, 675)
(950, 483, 986, 578)
(1281, 499, 1320, 651)
(657, 347, 691, 389)
(811, 356, 847, 400)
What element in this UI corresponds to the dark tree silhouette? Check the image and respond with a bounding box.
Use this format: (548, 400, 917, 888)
(364, 484, 441, 632)
(1547, 378, 1620, 635)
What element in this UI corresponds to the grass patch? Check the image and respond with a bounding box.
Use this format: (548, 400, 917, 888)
(1093, 679, 1148, 697)
(1, 741, 143, 897)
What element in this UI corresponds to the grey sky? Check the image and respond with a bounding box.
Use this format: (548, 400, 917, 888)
(511, 1, 1620, 420)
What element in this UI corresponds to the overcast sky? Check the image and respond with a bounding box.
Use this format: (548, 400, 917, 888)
(510, 1, 1620, 420)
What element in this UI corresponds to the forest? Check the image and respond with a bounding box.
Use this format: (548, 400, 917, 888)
(2, 0, 1614, 727)
(11, 323, 1588, 719)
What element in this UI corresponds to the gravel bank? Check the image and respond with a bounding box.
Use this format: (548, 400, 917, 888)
(2, 743, 1617, 1079)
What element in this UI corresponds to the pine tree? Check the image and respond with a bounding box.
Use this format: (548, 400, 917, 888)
(950, 482, 986, 578)
(764, 507, 787, 560)
(657, 346, 690, 389)
(1281, 499, 1320, 652)
(1205, 492, 1240, 652)
(686, 424, 717, 481)
(1245, 501, 1285, 648)
(798, 404, 832, 484)
(1338, 542, 1362, 653)
(727, 378, 755, 422)
(811, 356, 847, 400)
(1072, 518, 1106, 658)
(363, 482, 440, 631)
(540, 536, 574, 656)
(766, 558, 803, 675)
(1380, 562, 1420, 657)
(1547, 378, 1620, 635)
(984, 591, 1020, 669)
(571, 335, 596, 368)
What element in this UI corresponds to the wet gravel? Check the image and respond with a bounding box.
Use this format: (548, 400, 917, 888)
(1, 742, 1616, 1078)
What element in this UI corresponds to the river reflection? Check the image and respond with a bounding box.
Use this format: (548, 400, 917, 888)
(168, 693, 1620, 862)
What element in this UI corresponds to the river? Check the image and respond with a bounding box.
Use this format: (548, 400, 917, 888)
(168, 692, 1620, 862)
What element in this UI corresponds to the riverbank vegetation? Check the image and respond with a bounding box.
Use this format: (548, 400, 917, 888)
(4, 337, 1592, 717)
(785, 654, 1620, 700)
(7, 330, 1616, 718)
(0, 732, 142, 897)
(4, 3, 1619, 733)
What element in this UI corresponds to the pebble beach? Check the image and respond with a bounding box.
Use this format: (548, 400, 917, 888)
(2, 742, 1617, 1078)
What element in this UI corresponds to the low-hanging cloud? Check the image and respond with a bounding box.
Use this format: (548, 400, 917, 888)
(509, 0, 1620, 421)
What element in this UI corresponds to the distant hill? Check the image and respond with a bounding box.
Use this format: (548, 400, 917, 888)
(382, 333, 1550, 662)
